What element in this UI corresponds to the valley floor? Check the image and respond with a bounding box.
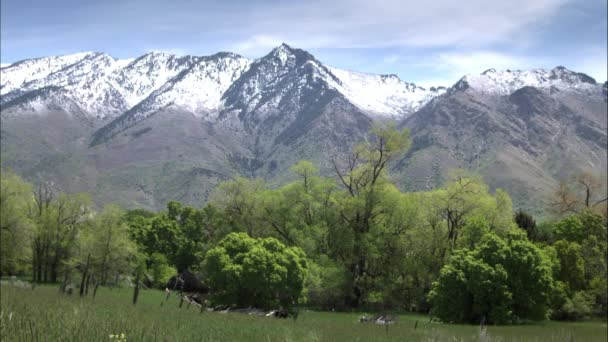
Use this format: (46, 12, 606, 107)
(0, 284, 606, 341)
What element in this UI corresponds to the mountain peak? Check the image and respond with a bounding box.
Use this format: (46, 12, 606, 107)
(266, 43, 315, 66)
(550, 65, 596, 84)
(454, 66, 599, 95)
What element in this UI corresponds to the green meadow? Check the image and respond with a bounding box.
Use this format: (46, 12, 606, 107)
(1, 284, 606, 342)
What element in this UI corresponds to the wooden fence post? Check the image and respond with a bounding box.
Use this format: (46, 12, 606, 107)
(132, 274, 141, 305)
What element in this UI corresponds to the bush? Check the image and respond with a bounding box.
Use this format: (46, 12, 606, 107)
(553, 291, 594, 320)
(147, 253, 177, 288)
(553, 240, 585, 294)
(429, 232, 553, 324)
(203, 232, 308, 309)
(428, 249, 512, 324)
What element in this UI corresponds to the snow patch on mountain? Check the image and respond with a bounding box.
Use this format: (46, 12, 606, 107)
(457, 66, 598, 95)
(0, 52, 95, 95)
(328, 67, 445, 118)
(125, 54, 251, 121)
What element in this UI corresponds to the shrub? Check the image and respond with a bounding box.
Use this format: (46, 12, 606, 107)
(147, 253, 177, 288)
(203, 232, 308, 309)
(429, 232, 553, 324)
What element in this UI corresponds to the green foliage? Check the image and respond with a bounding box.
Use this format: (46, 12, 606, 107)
(589, 276, 608, 316)
(203, 232, 308, 308)
(428, 248, 512, 324)
(556, 291, 594, 321)
(514, 209, 537, 241)
(147, 253, 177, 288)
(554, 215, 586, 243)
(553, 240, 586, 294)
(459, 215, 490, 249)
(0, 169, 33, 275)
(2, 124, 605, 323)
(429, 232, 553, 324)
(128, 201, 212, 272)
(548, 211, 607, 319)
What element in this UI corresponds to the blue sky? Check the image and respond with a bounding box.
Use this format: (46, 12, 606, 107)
(1, 0, 606, 86)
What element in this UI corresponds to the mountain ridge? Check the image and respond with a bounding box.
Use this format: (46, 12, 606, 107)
(1, 44, 606, 212)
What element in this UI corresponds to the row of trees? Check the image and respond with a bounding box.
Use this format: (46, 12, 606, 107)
(1, 174, 138, 293)
(1, 124, 606, 323)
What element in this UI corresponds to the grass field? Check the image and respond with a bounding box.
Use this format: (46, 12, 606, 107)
(1, 284, 606, 341)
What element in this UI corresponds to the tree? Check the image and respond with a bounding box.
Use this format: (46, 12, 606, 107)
(552, 240, 585, 294)
(147, 253, 177, 288)
(90, 205, 138, 285)
(330, 123, 411, 306)
(209, 177, 265, 236)
(429, 231, 553, 324)
(203, 232, 308, 309)
(432, 171, 514, 256)
(550, 171, 607, 218)
(514, 209, 537, 241)
(0, 169, 33, 275)
(28, 184, 91, 283)
(128, 202, 211, 272)
(428, 248, 511, 324)
(553, 210, 607, 244)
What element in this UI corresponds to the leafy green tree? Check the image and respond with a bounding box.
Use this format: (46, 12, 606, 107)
(429, 231, 553, 323)
(479, 231, 554, 321)
(203, 232, 308, 308)
(147, 253, 177, 288)
(458, 215, 490, 249)
(552, 240, 585, 294)
(28, 184, 92, 283)
(0, 169, 33, 275)
(557, 291, 594, 320)
(428, 248, 511, 324)
(70, 204, 138, 295)
(330, 123, 411, 306)
(128, 202, 212, 272)
(90, 205, 138, 284)
(432, 172, 514, 255)
(210, 177, 265, 236)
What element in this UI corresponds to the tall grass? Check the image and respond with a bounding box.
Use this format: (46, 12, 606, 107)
(1, 284, 606, 341)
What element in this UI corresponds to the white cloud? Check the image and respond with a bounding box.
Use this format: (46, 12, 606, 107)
(234, 0, 572, 50)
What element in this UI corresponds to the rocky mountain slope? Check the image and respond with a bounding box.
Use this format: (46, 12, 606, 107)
(397, 68, 607, 212)
(1, 45, 606, 211)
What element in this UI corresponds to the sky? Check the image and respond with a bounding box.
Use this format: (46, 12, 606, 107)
(1, 0, 606, 87)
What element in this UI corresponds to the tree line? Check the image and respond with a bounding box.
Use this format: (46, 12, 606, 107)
(1, 124, 606, 323)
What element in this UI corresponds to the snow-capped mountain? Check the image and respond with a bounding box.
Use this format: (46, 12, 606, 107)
(1, 44, 444, 124)
(454, 66, 599, 95)
(1, 52, 96, 95)
(328, 68, 446, 118)
(1, 44, 605, 211)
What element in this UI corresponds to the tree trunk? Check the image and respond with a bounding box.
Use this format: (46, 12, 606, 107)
(50, 256, 59, 284)
(32, 247, 38, 283)
(132, 273, 141, 305)
(43, 237, 51, 283)
(85, 274, 91, 296)
(79, 253, 91, 297)
(93, 279, 100, 299)
(59, 269, 70, 293)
